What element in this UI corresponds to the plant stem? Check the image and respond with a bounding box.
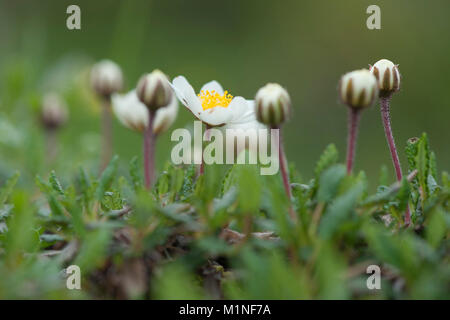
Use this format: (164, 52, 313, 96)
(277, 128, 296, 221)
(45, 128, 58, 166)
(144, 110, 156, 189)
(278, 129, 292, 200)
(100, 98, 113, 172)
(380, 96, 411, 226)
(346, 108, 361, 175)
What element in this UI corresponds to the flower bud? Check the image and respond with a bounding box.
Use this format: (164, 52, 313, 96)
(136, 70, 173, 111)
(339, 69, 378, 109)
(41, 93, 69, 130)
(112, 90, 178, 134)
(370, 59, 400, 94)
(90, 60, 123, 98)
(255, 83, 291, 126)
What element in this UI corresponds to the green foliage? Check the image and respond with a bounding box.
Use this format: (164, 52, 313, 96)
(0, 134, 448, 300)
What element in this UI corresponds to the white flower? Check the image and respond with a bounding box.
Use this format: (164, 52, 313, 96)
(112, 90, 178, 135)
(339, 69, 378, 109)
(170, 76, 263, 130)
(90, 60, 123, 97)
(370, 59, 400, 93)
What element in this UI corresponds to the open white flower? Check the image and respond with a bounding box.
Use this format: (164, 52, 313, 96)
(170, 76, 262, 130)
(112, 90, 178, 135)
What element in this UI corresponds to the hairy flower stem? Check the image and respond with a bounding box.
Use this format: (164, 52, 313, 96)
(100, 98, 113, 172)
(346, 108, 361, 175)
(380, 96, 411, 226)
(44, 128, 58, 166)
(277, 128, 296, 221)
(144, 110, 156, 189)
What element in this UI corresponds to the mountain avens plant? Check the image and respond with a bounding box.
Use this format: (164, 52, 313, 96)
(255, 83, 295, 219)
(369, 59, 411, 226)
(90, 60, 124, 172)
(136, 70, 174, 189)
(339, 69, 378, 174)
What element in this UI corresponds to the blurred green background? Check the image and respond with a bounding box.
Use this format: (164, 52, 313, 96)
(0, 0, 449, 188)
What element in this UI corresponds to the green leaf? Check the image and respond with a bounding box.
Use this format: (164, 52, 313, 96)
(317, 164, 346, 203)
(221, 165, 237, 196)
(0, 204, 14, 221)
(73, 227, 112, 273)
(214, 186, 237, 212)
(129, 156, 142, 191)
(78, 167, 92, 208)
(426, 208, 447, 248)
(395, 177, 411, 212)
(0, 171, 20, 205)
(39, 234, 64, 243)
(314, 144, 338, 178)
(181, 164, 196, 198)
(406, 137, 420, 172)
(319, 181, 364, 239)
(238, 164, 261, 213)
(49, 170, 64, 196)
(95, 155, 119, 201)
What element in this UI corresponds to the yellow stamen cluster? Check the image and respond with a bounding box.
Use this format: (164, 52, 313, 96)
(198, 90, 233, 111)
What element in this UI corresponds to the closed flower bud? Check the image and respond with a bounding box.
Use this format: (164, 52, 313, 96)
(370, 59, 400, 94)
(339, 69, 378, 109)
(136, 70, 173, 111)
(255, 83, 291, 126)
(112, 90, 178, 135)
(90, 60, 123, 97)
(41, 93, 69, 130)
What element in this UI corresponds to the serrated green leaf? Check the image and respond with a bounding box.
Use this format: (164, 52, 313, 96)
(49, 170, 64, 196)
(314, 144, 338, 178)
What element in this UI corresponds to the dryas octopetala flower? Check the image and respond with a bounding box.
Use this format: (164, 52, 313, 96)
(41, 93, 69, 130)
(339, 69, 378, 109)
(255, 83, 291, 127)
(112, 90, 178, 135)
(170, 76, 262, 130)
(90, 60, 123, 97)
(136, 70, 173, 112)
(369, 59, 401, 94)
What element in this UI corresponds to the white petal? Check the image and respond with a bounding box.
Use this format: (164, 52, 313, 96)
(171, 75, 202, 116)
(200, 80, 224, 95)
(221, 118, 264, 131)
(153, 95, 179, 135)
(197, 106, 234, 126)
(112, 90, 148, 132)
(228, 98, 256, 124)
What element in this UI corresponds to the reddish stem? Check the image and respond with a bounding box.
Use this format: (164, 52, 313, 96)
(144, 110, 156, 189)
(380, 96, 411, 226)
(278, 129, 292, 200)
(346, 108, 361, 175)
(100, 98, 113, 172)
(277, 128, 296, 221)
